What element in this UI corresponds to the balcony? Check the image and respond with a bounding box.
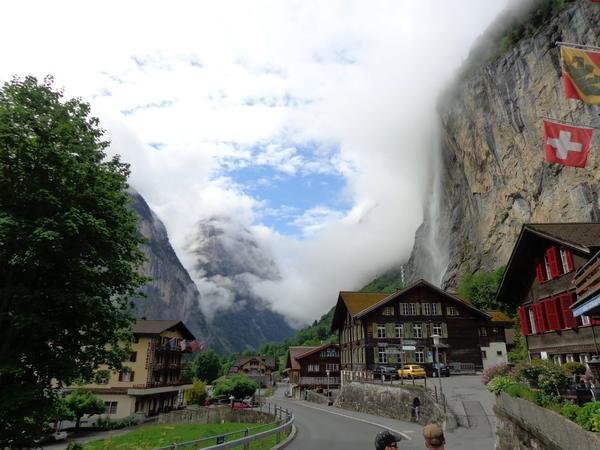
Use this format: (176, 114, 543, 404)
(299, 376, 340, 386)
(572, 251, 600, 317)
(128, 382, 193, 396)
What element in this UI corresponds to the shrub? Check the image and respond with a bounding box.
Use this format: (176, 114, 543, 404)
(96, 415, 138, 431)
(504, 382, 537, 402)
(575, 402, 600, 432)
(487, 375, 514, 395)
(186, 379, 207, 405)
(561, 401, 580, 421)
(213, 374, 258, 399)
(563, 362, 586, 376)
(514, 359, 569, 396)
(482, 363, 512, 386)
(592, 408, 600, 433)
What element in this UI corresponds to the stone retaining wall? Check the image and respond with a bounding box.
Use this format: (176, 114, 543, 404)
(494, 393, 600, 450)
(158, 406, 273, 425)
(305, 390, 331, 405)
(334, 382, 445, 425)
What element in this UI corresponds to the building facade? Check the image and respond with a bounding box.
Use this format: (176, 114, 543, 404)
(331, 280, 499, 371)
(76, 319, 195, 419)
(496, 224, 600, 364)
(229, 355, 276, 386)
(285, 344, 340, 390)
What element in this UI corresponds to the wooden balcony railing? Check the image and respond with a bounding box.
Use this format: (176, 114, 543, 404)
(299, 376, 340, 386)
(131, 381, 186, 389)
(574, 251, 600, 302)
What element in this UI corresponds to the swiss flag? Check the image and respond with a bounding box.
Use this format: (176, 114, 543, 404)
(543, 119, 593, 168)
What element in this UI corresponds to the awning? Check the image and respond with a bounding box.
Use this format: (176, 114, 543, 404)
(572, 292, 600, 317)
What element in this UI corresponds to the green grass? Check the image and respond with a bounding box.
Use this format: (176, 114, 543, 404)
(83, 422, 280, 450)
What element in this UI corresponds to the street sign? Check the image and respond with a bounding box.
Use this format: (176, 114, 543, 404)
(402, 345, 416, 351)
(402, 340, 417, 345)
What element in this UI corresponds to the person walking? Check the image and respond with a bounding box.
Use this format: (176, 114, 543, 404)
(423, 423, 445, 449)
(374, 430, 401, 449)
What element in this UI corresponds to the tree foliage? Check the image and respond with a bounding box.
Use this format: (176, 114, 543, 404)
(65, 390, 105, 429)
(190, 349, 222, 383)
(457, 266, 507, 311)
(0, 76, 146, 443)
(213, 374, 258, 399)
(185, 379, 208, 405)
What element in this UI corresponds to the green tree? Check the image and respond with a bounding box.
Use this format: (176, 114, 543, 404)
(213, 374, 258, 399)
(457, 266, 506, 311)
(191, 349, 222, 383)
(65, 391, 105, 429)
(0, 76, 146, 443)
(185, 379, 207, 405)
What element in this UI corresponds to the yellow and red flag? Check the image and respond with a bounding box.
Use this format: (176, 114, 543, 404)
(560, 45, 600, 104)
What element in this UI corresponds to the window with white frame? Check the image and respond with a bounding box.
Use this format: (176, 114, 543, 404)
(544, 255, 552, 279)
(325, 363, 339, 371)
(120, 371, 134, 382)
(579, 354, 589, 364)
(560, 248, 572, 273)
(104, 401, 118, 414)
(566, 354, 574, 363)
(395, 323, 403, 338)
(415, 351, 424, 363)
(383, 306, 394, 316)
(413, 323, 422, 338)
(321, 348, 338, 358)
(308, 364, 320, 372)
(447, 306, 459, 316)
(401, 303, 416, 315)
(528, 309, 537, 334)
(479, 327, 487, 336)
(378, 348, 388, 363)
(423, 303, 439, 315)
(581, 315, 591, 326)
(377, 325, 386, 338)
(433, 323, 442, 336)
(553, 355, 562, 365)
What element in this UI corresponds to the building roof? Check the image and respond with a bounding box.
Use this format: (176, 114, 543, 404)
(285, 346, 318, 371)
(294, 342, 339, 360)
(132, 319, 196, 340)
(496, 223, 600, 305)
(331, 279, 490, 331)
(485, 310, 514, 324)
(230, 355, 276, 371)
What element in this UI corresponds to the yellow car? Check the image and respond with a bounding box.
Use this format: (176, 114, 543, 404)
(397, 364, 426, 378)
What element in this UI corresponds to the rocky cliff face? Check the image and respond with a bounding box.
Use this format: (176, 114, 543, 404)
(407, 1, 600, 288)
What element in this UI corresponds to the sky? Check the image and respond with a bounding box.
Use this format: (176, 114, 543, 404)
(1, 0, 509, 326)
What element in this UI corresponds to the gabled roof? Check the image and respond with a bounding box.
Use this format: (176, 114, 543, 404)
(132, 319, 196, 340)
(496, 223, 600, 304)
(485, 310, 514, 324)
(231, 355, 276, 370)
(294, 342, 339, 361)
(285, 346, 317, 371)
(338, 292, 390, 316)
(331, 279, 490, 331)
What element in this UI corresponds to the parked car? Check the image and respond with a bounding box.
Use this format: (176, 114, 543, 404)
(373, 365, 398, 380)
(423, 362, 450, 377)
(397, 364, 426, 378)
(232, 401, 251, 409)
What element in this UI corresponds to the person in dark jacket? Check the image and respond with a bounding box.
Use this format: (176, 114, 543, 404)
(375, 430, 401, 449)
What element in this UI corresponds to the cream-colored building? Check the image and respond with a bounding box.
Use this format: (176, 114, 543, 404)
(75, 319, 196, 419)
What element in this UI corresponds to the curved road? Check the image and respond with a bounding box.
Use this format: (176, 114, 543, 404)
(272, 386, 423, 450)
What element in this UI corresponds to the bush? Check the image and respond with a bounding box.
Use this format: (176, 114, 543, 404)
(186, 379, 207, 405)
(487, 375, 514, 395)
(504, 383, 537, 403)
(561, 401, 580, 421)
(482, 363, 511, 385)
(563, 362, 586, 376)
(96, 415, 138, 431)
(213, 374, 258, 399)
(514, 359, 569, 396)
(575, 402, 600, 432)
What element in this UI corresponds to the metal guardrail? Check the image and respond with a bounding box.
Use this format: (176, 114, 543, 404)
(153, 403, 294, 450)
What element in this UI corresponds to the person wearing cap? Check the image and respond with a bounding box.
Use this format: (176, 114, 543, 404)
(423, 423, 445, 449)
(374, 430, 401, 449)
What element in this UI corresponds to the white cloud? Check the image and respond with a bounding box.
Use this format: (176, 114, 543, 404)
(0, 0, 509, 325)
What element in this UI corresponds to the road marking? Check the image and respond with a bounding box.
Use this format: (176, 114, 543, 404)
(289, 401, 413, 440)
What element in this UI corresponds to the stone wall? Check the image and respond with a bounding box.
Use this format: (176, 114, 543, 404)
(334, 382, 445, 425)
(494, 393, 600, 450)
(158, 406, 274, 425)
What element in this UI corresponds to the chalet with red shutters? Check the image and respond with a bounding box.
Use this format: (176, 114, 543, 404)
(496, 223, 600, 365)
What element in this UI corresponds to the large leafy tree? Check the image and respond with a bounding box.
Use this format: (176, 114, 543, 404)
(65, 391, 105, 429)
(0, 76, 146, 444)
(191, 349, 222, 383)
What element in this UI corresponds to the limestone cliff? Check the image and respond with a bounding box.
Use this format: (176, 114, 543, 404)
(407, 0, 600, 288)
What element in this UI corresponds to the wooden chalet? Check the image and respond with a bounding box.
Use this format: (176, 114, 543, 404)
(228, 355, 276, 386)
(496, 223, 600, 364)
(331, 280, 501, 372)
(285, 343, 340, 390)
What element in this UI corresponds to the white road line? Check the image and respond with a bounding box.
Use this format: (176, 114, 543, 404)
(289, 401, 413, 440)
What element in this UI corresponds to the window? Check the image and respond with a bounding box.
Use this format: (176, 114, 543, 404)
(544, 254, 552, 280)
(415, 351, 424, 363)
(496, 350, 503, 356)
(479, 327, 487, 336)
(119, 371, 135, 382)
(566, 354, 574, 363)
(129, 352, 137, 362)
(395, 323, 403, 338)
(104, 401, 118, 414)
(377, 325, 386, 338)
(447, 306, 459, 316)
(579, 354, 589, 364)
(481, 350, 487, 359)
(383, 306, 394, 316)
(423, 303, 439, 315)
(413, 323, 422, 338)
(528, 309, 537, 334)
(325, 363, 339, 371)
(560, 248, 573, 273)
(308, 364, 320, 372)
(401, 303, 416, 315)
(553, 355, 562, 365)
(378, 348, 388, 364)
(432, 323, 442, 336)
(581, 315, 591, 326)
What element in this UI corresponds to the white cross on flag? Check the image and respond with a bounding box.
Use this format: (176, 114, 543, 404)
(543, 119, 593, 168)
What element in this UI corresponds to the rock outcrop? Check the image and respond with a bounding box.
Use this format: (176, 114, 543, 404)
(407, 1, 600, 288)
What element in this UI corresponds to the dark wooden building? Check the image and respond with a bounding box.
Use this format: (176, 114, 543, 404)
(229, 355, 276, 386)
(496, 223, 600, 364)
(284, 343, 340, 389)
(331, 280, 499, 371)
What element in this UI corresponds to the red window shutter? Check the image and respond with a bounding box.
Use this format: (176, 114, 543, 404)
(546, 247, 560, 278)
(565, 249, 574, 273)
(559, 292, 577, 328)
(535, 261, 545, 283)
(591, 316, 600, 326)
(543, 298, 560, 331)
(533, 303, 546, 333)
(518, 307, 530, 335)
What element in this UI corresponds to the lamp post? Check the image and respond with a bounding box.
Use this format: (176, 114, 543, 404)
(431, 334, 444, 411)
(326, 369, 330, 397)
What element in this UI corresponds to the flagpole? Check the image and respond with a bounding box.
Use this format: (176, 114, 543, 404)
(555, 41, 600, 52)
(539, 116, 599, 130)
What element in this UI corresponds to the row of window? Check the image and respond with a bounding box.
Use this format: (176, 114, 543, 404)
(518, 292, 600, 335)
(376, 348, 425, 364)
(307, 363, 339, 373)
(320, 348, 339, 358)
(374, 322, 447, 339)
(382, 303, 459, 316)
(535, 246, 574, 283)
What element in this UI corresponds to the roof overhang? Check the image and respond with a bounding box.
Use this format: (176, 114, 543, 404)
(572, 292, 600, 317)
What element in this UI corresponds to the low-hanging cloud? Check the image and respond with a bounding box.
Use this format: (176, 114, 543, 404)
(0, 0, 510, 326)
